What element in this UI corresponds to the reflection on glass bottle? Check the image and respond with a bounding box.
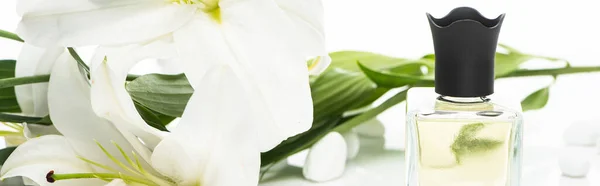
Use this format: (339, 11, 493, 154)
(405, 7, 523, 186)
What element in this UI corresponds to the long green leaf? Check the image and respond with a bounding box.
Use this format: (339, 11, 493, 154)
(311, 69, 377, 123)
(261, 118, 339, 166)
(133, 101, 172, 131)
(521, 87, 550, 111)
(334, 90, 408, 133)
(0, 29, 23, 42)
(358, 61, 434, 88)
(126, 73, 193, 117)
(0, 60, 20, 113)
(0, 113, 51, 125)
(67, 47, 91, 83)
(0, 146, 17, 166)
(328, 51, 415, 72)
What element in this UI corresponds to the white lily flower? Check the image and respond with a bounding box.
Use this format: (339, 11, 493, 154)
(19, 0, 329, 151)
(6, 44, 63, 147)
(2, 53, 156, 186)
(2, 53, 259, 186)
(14, 44, 62, 117)
(89, 37, 178, 149)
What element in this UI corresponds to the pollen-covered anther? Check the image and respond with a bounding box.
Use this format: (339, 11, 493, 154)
(46, 170, 56, 183)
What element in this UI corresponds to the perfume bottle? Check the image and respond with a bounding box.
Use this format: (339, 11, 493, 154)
(405, 7, 523, 186)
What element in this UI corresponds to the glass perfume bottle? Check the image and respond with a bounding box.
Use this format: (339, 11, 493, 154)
(405, 7, 523, 186)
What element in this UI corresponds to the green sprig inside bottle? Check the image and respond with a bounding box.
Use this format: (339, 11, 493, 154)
(450, 123, 504, 164)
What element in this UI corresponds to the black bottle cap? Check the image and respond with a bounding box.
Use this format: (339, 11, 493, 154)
(427, 7, 505, 97)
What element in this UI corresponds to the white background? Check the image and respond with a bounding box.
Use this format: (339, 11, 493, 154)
(1, 0, 600, 185)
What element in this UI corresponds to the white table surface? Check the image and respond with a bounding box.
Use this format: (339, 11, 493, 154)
(259, 136, 600, 186)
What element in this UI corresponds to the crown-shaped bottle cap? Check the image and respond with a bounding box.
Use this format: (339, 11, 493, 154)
(428, 7, 505, 97)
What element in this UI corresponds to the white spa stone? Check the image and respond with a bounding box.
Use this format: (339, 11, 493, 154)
(342, 130, 360, 160)
(355, 118, 386, 137)
(559, 147, 591, 178)
(563, 121, 600, 146)
(303, 132, 347, 182)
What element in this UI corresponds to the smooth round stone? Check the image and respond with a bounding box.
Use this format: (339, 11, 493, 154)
(558, 147, 591, 178)
(303, 132, 347, 182)
(355, 118, 386, 137)
(563, 121, 600, 146)
(342, 130, 360, 160)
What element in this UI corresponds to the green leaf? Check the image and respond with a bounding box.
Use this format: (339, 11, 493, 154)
(0, 146, 17, 166)
(495, 51, 533, 77)
(358, 61, 434, 88)
(261, 118, 339, 167)
(67, 48, 91, 83)
(133, 101, 172, 131)
(0, 60, 20, 113)
(36, 115, 53, 125)
(450, 123, 504, 164)
(0, 113, 52, 125)
(495, 44, 532, 77)
(388, 61, 433, 75)
(521, 87, 550, 112)
(126, 73, 193, 117)
(0, 29, 23, 42)
(495, 44, 569, 77)
(328, 51, 415, 72)
(311, 69, 378, 123)
(334, 89, 408, 133)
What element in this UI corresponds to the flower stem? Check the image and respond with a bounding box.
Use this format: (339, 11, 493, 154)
(0, 75, 50, 89)
(0, 74, 141, 89)
(0, 29, 24, 42)
(47, 171, 156, 186)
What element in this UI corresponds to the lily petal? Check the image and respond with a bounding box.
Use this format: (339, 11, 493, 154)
(15, 44, 63, 116)
(17, 0, 158, 16)
(90, 37, 177, 149)
(151, 66, 260, 185)
(17, 2, 195, 47)
(48, 54, 154, 172)
(1, 135, 105, 186)
(174, 0, 316, 151)
(274, 0, 326, 56)
(308, 55, 331, 75)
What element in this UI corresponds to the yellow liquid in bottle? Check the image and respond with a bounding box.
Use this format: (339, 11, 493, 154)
(416, 120, 513, 186)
